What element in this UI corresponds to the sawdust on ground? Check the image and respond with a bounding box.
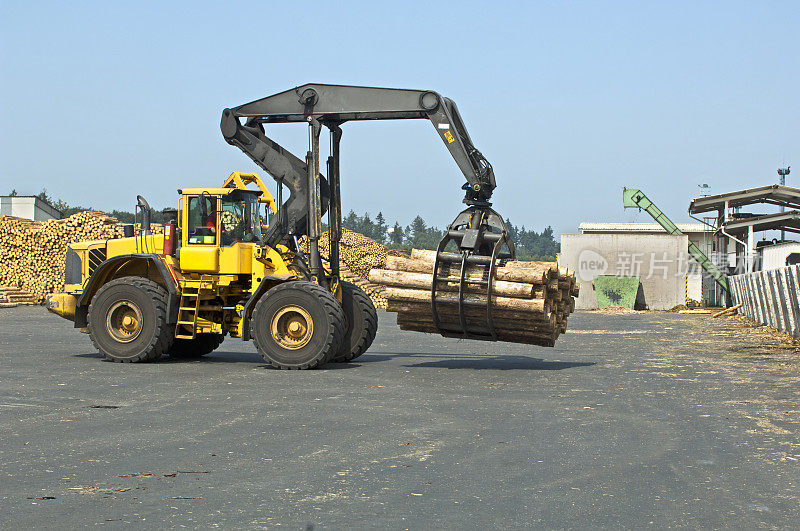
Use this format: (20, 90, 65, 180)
(589, 306, 639, 314)
(642, 313, 800, 465)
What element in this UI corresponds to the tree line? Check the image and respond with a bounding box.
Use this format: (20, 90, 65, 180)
(10, 188, 166, 224)
(342, 210, 559, 260)
(11, 188, 559, 260)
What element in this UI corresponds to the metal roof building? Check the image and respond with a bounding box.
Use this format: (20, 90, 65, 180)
(558, 222, 717, 309)
(579, 222, 707, 234)
(0, 196, 62, 221)
(689, 184, 800, 215)
(687, 184, 800, 275)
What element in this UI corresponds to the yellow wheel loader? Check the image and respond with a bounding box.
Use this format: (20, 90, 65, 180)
(47, 84, 515, 369)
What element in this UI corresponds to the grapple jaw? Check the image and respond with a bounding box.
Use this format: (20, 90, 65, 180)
(431, 206, 516, 341)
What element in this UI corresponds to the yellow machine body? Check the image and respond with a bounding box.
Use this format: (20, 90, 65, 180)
(46, 172, 312, 342)
(44, 292, 78, 320)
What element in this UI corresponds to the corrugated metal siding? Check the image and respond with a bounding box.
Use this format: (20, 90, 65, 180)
(729, 265, 800, 337)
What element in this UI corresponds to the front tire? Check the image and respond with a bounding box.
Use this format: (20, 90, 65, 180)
(87, 277, 173, 363)
(332, 281, 378, 362)
(251, 281, 346, 370)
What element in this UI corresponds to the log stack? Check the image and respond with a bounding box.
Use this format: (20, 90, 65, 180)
(0, 212, 118, 304)
(339, 264, 388, 309)
(368, 249, 579, 347)
(0, 285, 38, 307)
(313, 229, 388, 278)
(300, 229, 389, 308)
(112, 222, 165, 238)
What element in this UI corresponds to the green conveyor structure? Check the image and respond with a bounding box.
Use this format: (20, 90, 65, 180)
(622, 188, 729, 294)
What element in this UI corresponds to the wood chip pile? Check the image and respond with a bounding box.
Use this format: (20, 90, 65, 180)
(0, 212, 118, 303)
(368, 248, 579, 346)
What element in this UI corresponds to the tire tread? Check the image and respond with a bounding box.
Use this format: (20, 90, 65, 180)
(87, 276, 173, 363)
(252, 281, 345, 370)
(333, 281, 378, 362)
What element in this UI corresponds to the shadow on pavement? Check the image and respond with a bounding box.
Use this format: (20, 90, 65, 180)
(160, 350, 263, 364)
(74, 350, 590, 371)
(406, 357, 595, 370)
(75, 350, 363, 369)
(364, 351, 595, 370)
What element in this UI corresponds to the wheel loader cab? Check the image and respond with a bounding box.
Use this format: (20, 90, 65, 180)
(179, 188, 263, 274)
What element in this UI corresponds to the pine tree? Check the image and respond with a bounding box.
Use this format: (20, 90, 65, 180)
(374, 212, 387, 243)
(343, 210, 360, 231)
(389, 221, 404, 245)
(408, 216, 427, 248)
(359, 212, 373, 239)
(36, 188, 52, 206)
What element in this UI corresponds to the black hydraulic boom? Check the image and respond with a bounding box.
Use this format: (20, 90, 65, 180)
(222, 83, 515, 340)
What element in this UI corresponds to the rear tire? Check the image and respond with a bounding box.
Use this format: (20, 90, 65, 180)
(251, 281, 345, 370)
(87, 277, 173, 363)
(168, 334, 224, 358)
(332, 281, 378, 362)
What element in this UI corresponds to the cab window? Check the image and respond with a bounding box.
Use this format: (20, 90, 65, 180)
(187, 196, 217, 245)
(219, 192, 262, 246)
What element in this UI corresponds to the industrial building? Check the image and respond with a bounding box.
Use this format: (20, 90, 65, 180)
(688, 184, 800, 274)
(560, 222, 714, 310)
(0, 195, 61, 221)
(562, 183, 800, 313)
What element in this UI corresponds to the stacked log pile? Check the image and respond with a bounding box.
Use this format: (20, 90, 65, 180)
(112, 223, 164, 238)
(368, 249, 578, 347)
(0, 212, 118, 303)
(301, 229, 389, 308)
(0, 285, 38, 307)
(313, 229, 388, 277)
(338, 264, 388, 309)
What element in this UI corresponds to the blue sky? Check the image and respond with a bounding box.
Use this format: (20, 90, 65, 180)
(1, 1, 797, 237)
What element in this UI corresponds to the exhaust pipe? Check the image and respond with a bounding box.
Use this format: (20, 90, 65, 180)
(137, 195, 152, 235)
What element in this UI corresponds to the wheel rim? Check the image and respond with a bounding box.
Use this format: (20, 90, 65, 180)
(105, 300, 143, 343)
(271, 305, 313, 350)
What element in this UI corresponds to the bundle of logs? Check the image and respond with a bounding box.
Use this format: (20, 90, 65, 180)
(368, 249, 578, 347)
(0, 212, 118, 303)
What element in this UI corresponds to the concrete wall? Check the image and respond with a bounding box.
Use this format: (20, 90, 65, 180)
(0, 196, 11, 217)
(560, 233, 689, 310)
(761, 243, 800, 271)
(0, 196, 61, 220)
(729, 265, 800, 337)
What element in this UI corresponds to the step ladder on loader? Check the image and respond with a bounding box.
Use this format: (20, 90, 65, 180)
(175, 276, 216, 339)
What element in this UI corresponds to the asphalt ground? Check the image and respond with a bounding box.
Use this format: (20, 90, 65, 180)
(1, 307, 799, 529)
